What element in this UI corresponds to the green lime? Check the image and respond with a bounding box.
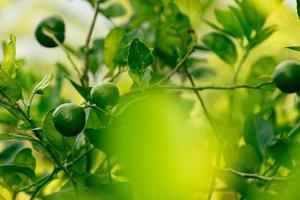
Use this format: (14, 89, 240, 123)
(52, 103, 86, 137)
(91, 82, 120, 110)
(273, 60, 300, 93)
(35, 16, 65, 48)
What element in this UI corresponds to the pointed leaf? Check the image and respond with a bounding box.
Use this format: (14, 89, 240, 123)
(128, 39, 153, 71)
(66, 77, 92, 101)
(2, 34, 17, 79)
(202, 32, 237, 65)
(0, 68, 22, 103)
(32, 73, 54, 95)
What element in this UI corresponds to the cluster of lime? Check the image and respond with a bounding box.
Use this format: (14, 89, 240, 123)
(35, 15, 300, 136)
(35, 16, 120, 137)
(52, 82, 119, 137)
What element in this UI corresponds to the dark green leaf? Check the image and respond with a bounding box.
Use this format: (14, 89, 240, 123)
(241, 0, 266, 31)
(250, 25, 277, 48)
(43, 110, 75, 152)
(214, 8, 244, 38)
(189, 67, 216, 80)
(128, 39, 153, 83)
(229, 6, 252, 40)
(85, 128, 110, 150)
(101, 4, 126, 17)
(0, 143, 23, 163)
(298, 0, 300, 18)
(66, 77, 92, 101)
(13, 148, 36, 170)
(155, 3, 193, 66)
(0, 133, 35, 142)
(243, 115, 276, 154)
(0, 164, 35, 179)
(202, 32, 237, 65)
(286, 46, 300, 52)
(86, 108, 108, 129)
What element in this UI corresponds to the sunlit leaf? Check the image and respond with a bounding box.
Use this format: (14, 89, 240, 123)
(32, 73, 54, 95)
(101, 4, 126, 18)
(2, 34, 18, 79)
(155, 3, 193, 66)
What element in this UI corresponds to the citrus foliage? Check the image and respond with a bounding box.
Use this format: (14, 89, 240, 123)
(0, 0, 300, 199)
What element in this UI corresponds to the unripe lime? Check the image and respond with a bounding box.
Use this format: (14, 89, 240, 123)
(273, 60, 300, 93)
(35, 16, 65, 48)
(52, 103, 86, 137)
(91, 82, 120, 110)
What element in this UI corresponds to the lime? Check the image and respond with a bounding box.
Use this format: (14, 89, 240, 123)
(273, 60, 300, 93)
(90, 82, 120, 110)
(35, 16, 65, 48)
(52, 103, 86, 137)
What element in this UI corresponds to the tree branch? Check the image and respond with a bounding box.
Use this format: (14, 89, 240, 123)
(217, 168, 292, 181)
(82, 0, 101, 86)
(158, 80, 274, 91)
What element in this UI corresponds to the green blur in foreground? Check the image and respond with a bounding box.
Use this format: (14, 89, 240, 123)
(112, 92, 211, 199)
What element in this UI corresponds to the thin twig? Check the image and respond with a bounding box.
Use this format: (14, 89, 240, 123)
(217, 168, 292, 181)
(155, 47, 195, 85)
(82, 0, 101, 86)
(43, 29, 83, 84)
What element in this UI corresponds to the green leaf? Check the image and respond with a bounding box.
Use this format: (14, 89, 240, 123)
(66, 77, 91, 101)
(101, 4, 126, 17)
(43, 110, 75, 152)
(250, 25, 277, 48)
(0, 68, 22, 103)
(0, 164, 35, 179)
(298, 0, 300, 18)
(173, 0, 202, 28)
(287, 46, 300, 52)
(243, 115, 276, 154)
(13, 148, 36, 170)
(155, 3, 193, 66)
(247, 56, 277, 84)
(86, 108, 108, 129)
(85, 128, 110, 151)
(241, 0, 266, 31)
(189, 67, 216, 80)
(214, 8, 244, 38)
(2, 34, 18, 79)
(32, 73, 54, 95)
(103, 28, 137, 70)
(229, 6, 252, 40)
(128, 39, 153, 83)
(0, 133, 35, 142)
(0, 143, 23, 163)
(202, 32, 237, 65)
